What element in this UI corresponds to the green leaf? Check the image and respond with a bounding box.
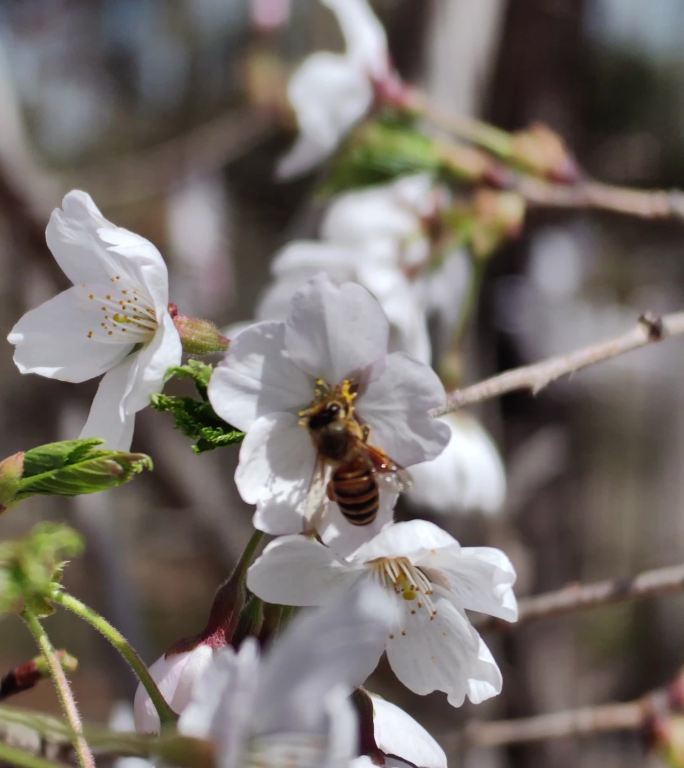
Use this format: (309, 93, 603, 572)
(0, 523, 83, 617)
(323, 118, 441, 195)
(164, 360, 213, 398)
(14, 440, 152, 503)
(151, 394, 244, 453)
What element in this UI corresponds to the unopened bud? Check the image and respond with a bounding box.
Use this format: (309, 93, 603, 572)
(511, 123, 579, 183)
(470, 190, 526, 259)
(14, 440, 152, 504)
(1, 650, 78, 700)
(437, 141, 499, 184)
(0, 453, 24, 513)
(173, 314, 229, 356)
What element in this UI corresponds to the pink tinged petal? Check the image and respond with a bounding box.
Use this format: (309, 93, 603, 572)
(352, 520, 457, 564)
(8, 286, 132, 382)
(235, 413, 318, 535)
(120, 311, 182, 415)
(79, 356, 138, 450)
(208, 322, 311, 433)
(277, 52, 373, 179)
(285, 275, 389, 384)
(370, 694, 447, 768)
(254, 584, 393, 736)
(423, 546, 518, 622)
(133, 645, 213, 734)
(319, 484, 397, 560)
(322, 0, 388, 77)
(385, 596, 496, 708)
(357, 352, 450, 467)
(247, 535, 363, 607)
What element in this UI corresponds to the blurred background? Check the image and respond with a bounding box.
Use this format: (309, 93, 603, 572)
(1, 1, 684, 767)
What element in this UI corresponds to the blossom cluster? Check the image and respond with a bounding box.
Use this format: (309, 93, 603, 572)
(5, 2, 522, 767)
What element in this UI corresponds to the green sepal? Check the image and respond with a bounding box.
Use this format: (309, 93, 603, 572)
(14, 440, 152, 503)
(0, 523, 83, 617)
(323, 117, 441, 195)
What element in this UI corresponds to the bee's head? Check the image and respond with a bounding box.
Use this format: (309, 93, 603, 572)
(305, 400, 347, 430)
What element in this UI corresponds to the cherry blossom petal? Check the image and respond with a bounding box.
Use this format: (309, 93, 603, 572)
(208, 322, 311, 432)
(235, 413, 318, 534)
(352, 520, 456, 564)
(370, 694, 446, 768)
(181, 641, 259, 768)
(423, 546, 518, 622)
(385, 597, 498, 707)
(247, 534, 363, 606)
(271, 241, 358, 280)
(134, 645, 213, 734)
(120, 311, 181, 415)
(322, 0, 388, 77)
(79, 356, 138, 450)
(46, 191, 155, 289)
(277, 52, 373, 179)
(8, 286, 131, 382)
(254, 585, 393, 736)
(285, 276, 389, 384)
(357, 352, 449, 466)
(407, 414, 506, 516)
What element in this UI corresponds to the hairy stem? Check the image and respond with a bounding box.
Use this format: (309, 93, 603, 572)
(0, 741, 72, 768)
(21, 610, 95, 768)
(51, 591, 177, 727)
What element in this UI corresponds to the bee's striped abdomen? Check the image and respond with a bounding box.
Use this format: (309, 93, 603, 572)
(330, 457, 379, 526)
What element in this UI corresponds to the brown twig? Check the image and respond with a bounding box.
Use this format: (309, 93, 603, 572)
(476, 561, 684, 632)
(433, 310, 684, 416)
(517, 175, 684, 221)
(463, 699, 647, 748)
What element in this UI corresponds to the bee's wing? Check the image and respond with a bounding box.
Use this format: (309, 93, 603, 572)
(304, 455, 334, 526)
(364, 443, 413, 493)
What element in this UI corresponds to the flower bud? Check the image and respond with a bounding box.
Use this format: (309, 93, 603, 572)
(510, 123, 579, 183)
(0, 453, 24, 513)
(134, 646, 214, 734)
(172, 313, 228, 355)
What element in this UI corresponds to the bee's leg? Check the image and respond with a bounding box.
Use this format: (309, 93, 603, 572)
(361, 424, 371, 443)
(326, 479, 336, 501)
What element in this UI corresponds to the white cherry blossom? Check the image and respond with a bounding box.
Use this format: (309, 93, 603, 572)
(351, 692, 446, 768)
(247, 519, 517, 707)
(257, 240, 431, 363)
(8, 190, 181, 449)
(208, 275, 449, 547)
(408, 413, 507, 516)
(179, 585, 394, 768)
(133, 645, 213, 734)
(277, 0, 397, 178)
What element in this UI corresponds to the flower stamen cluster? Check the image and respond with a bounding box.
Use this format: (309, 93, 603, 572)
(367, 556, 437, 619)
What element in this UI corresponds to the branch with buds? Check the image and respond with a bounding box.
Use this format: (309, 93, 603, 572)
(434, 310, 684, 415)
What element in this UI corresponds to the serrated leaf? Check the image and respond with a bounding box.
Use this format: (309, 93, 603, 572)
(151, 394, 244, 453)
(164, 360, 214, 399)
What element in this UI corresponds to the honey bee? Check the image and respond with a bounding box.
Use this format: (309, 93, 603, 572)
(299, 379, 411, 526)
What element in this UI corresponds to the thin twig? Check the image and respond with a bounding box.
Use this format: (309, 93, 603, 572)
(517, 175, 684, 222)
(433, 310, 684, 416)
(463, 699, 646, 748)
(476, 561, 684, 632)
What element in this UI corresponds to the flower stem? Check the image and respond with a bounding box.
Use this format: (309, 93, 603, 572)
(0, 741, 71, 768)
(235, 530, 265, 584)
(21, 610, 95, 768)
(449, 254, 487, 361)
(51, 591, 177, 727)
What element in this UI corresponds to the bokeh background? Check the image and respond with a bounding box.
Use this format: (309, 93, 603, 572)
(1, 1, 684, 767)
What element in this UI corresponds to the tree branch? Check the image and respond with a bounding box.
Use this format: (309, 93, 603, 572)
(433, 310, 684, 416)
(475, 562, 684, 632)
(463, 699, 646, 748)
